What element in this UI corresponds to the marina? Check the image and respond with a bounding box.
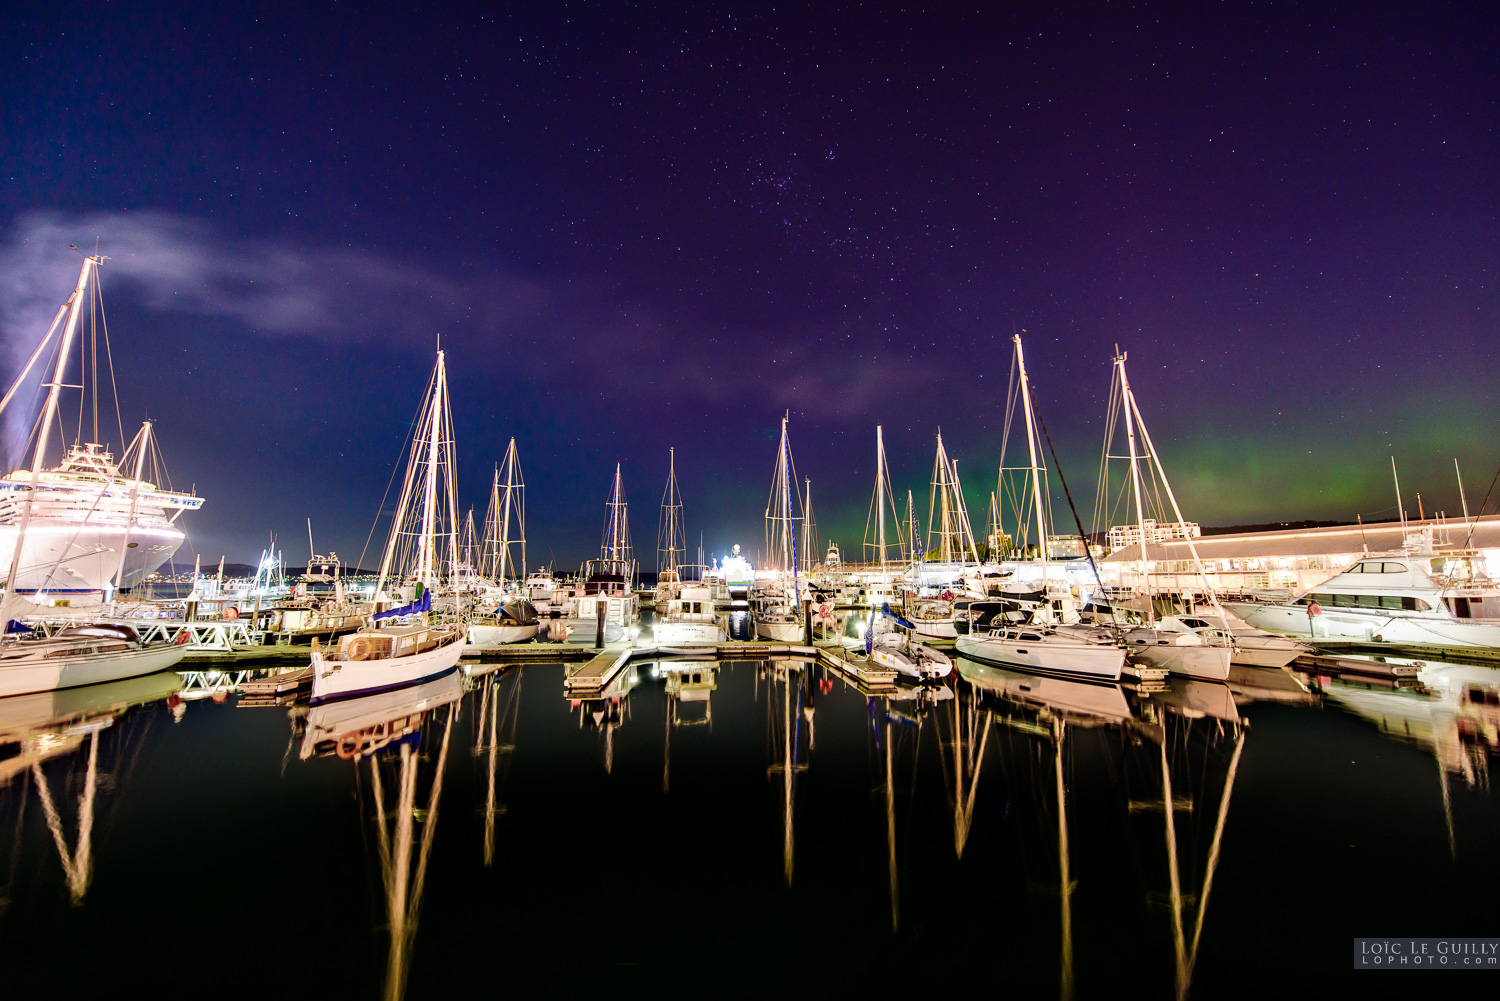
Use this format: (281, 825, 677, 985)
(3, 3, 1496, 997)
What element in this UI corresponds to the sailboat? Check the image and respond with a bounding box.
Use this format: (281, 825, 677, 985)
(468, 440, 539, 645)
(0, 254, 204, 601)
(840, 425, 906, 610)
(909, 431, 980, 590)
(653, 451, 724, 647)
(956, 335, 1126, 681)
(484, 438, 526, 586)
(754, 413, 806, 641)
(654, 459, 729, 645)
(1099, 350, 1233, 681)
(309, 350, 467, 703)
(566, 464, 640, 641)
(0, 255, 192, 696)
(653, 447, 688, 613)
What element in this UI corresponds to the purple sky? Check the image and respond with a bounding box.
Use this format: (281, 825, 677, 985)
(1, 3, 1495, 570)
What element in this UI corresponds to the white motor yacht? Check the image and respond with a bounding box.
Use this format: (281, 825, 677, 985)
(1224, 532, 1500, 657)
(654, 584, 726, 647)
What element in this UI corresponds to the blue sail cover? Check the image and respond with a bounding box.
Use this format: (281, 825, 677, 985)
(373, 588, 432, 621)
(880, 602, 915, 630)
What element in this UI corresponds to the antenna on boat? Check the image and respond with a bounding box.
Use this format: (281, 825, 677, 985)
(1456, 459, 1471, 523)
(1391, 456, 1407, 532)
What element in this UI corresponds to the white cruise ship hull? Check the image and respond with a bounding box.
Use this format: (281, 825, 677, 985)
(0, 522, 185, 595)
(0, 641, 188, 699)
(955, 630, 1124, 681)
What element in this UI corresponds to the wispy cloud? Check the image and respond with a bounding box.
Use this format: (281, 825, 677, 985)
(0, 210, 547, 355)
(0, 210, 937, 427)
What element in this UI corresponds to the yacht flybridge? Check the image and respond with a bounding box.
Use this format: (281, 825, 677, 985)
(0, 254, 202, 599)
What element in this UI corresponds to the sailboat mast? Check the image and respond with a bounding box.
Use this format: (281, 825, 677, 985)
(484, 467, 501, 578)
(658, 447, 684, 574)
(906, 490, 917, 564)
(4, 256, 97, 599)
(498, 450, 514, 581)
(1127, 391, 1222, 608)
(1115, 353, 1154, 623)
(1015, 335, 1050, 572)
(498, 441, 516, 582)
(877, 425, 887, 573)
(416, 352, 446, 585)
(112, 421, 151, 592)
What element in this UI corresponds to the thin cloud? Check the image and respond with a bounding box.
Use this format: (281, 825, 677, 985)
(0, 210, 937, 429)
(0, 211, 547, 353)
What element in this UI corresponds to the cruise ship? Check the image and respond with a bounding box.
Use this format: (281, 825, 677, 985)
(0, 254, 203, 600)
(0, 435, 202, 598)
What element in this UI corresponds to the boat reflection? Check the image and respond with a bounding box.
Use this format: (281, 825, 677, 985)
(567, 661, 643, 773)
(299, 672, 463, 1001)
(0, 670, 182, 906)
(867, 674, 951, 932)
(659, 660, 716, 793)
(1310, 656, 1499, 858)
(763, 660, 811, 885)
(472, 668, 521, 866)
(955, 657, 1247, 1001)
(1314, 656, 1499, 789)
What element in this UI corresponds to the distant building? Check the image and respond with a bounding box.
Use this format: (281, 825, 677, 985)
(1047, 534, 1088, 559)
(1106, 520, 1201, 551)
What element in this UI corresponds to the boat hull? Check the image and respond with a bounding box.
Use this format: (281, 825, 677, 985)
(755, 619, 803, 642)
(0, 522, 186, 595)
(467, 622, 540, 645)
(1225, 600, 1500, 655)
(909, 617, 960, 639)
(653, 620, 725, 645)
(1125, 629, 1232, 680)
(310, 632, 465, 703)
(0, 641, 188, 699)
(1229, 633, 1307, 669)
(955, 631, 1124, 681)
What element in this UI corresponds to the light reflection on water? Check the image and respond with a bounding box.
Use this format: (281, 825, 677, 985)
(0, 656, 1496, 998)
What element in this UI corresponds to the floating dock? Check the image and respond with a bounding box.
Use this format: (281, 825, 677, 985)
(1292, 653, 1422, 680)
(239, 666, 314, 695)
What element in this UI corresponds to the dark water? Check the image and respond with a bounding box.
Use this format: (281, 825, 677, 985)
(1, 654, 1497, 999)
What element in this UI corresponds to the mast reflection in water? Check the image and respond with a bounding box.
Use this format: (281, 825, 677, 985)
(0, 654, 1495, 998)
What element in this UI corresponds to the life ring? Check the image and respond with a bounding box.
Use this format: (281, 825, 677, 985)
(224, 606, 239, 620)
(174, 630, 191, 646)
(346, 637, 373, 661)
(335, 732, 363, 759)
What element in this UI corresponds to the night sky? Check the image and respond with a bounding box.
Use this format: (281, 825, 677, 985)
(2, 3, 1495, 571)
